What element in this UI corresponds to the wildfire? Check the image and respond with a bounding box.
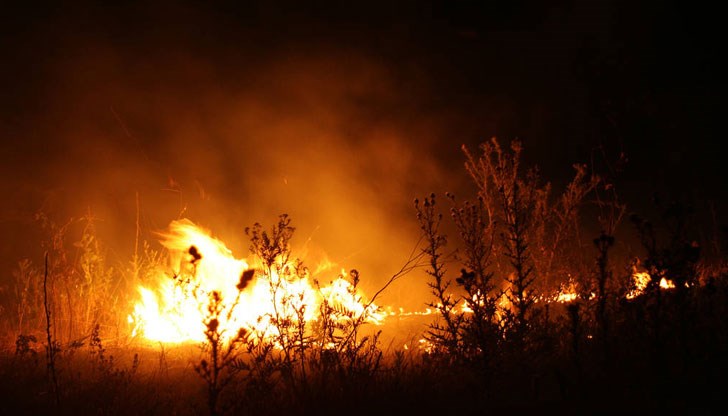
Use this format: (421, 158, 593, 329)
(659, 277, 676, 289)
(129, 219, 383, 344)
(128, 221, 686, 346)
(554, 280, 581, 303)
(626, 270, 677, 299)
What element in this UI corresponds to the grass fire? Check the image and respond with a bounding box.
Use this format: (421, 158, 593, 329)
(129, 217, 384, 344)
(3, 136, 726, 415)
(1, 2, 726, 415)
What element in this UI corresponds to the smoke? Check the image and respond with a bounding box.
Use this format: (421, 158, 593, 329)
(0, 5, 472, 310)
(6, 1, 717, 312)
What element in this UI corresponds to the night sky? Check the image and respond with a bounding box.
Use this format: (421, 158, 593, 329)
(0, 1, 723, 306)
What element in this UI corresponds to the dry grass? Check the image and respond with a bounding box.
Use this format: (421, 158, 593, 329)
(1, 138, 727, 415)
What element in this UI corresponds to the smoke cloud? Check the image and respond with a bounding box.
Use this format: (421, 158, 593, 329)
(3, 2, 721, 310)
(0, 4, 476, 309)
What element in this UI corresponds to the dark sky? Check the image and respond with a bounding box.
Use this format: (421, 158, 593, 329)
(0, 1, 724, 306)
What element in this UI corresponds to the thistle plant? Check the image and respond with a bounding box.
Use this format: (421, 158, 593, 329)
(183, 244, 256, 416)
(415, 193, 462, 357)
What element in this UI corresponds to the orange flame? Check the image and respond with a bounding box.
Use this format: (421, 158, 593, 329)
(626, 270, 677, 299)
(129, 219, 383, 344)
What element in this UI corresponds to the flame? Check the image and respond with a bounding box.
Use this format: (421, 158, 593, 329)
(129, 221, 686, 345)
(659, 277, 676, 289)
(129, 219, 383, 344)
(627, 271, 652, 299)
(555, 280, 579, 303)
(626, 271, 676, 299)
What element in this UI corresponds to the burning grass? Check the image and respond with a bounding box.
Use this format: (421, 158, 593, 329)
(2, 138, 727, 414)
(129, 218, 384, 345)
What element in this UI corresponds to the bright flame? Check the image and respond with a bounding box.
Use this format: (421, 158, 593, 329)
(129, 219, 383, 344)
(555, 281, 579, 303)
(626, 270, 676, 299)
(659, 277, 676, 289)
(626, 271, 651, 300)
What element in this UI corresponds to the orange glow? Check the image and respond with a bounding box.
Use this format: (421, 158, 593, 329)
(659, 277, 676, 289)
(554, 280, 579, 303)
(129, 219, 383, 344)
(129, 221, 688, 345)
(626, 270, 677, 299)
(626, 271, 651, 300)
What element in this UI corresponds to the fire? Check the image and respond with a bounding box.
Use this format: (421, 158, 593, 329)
(626, 270, 676, 299)
(627, 271, 651, 300)
(129, 221, 686, 345)
(129, 219, 383, 344)
(554, 280, 579, 303)
(659, 277, 676, 289)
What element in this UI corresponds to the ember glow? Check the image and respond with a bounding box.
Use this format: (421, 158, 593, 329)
(129, 219, 383, 344)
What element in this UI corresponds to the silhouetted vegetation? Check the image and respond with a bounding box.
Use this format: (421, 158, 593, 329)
(1, 138, 726, 415)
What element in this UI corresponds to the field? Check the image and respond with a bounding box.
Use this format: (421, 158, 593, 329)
(1, 139, 727, 415)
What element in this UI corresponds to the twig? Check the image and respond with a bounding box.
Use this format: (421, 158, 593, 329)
(44, 251, 60, 406)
